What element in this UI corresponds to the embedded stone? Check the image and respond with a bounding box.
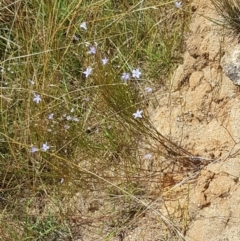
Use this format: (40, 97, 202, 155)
(221, 44, 240, 86)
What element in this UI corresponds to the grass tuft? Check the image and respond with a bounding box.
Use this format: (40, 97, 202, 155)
(0, 0, 193, 239)
(210, 0, 240, 33)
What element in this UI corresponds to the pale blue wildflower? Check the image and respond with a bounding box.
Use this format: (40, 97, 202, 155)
(29, 79, 34, 85)
(80, 22, 87, 30)
(144, 153, 152, 160)
(132, 68, 142, 79)
(175, 1, 182, 8)
(48, 113, 54, 120)
(145, 87, 153, 93)
(133, 110, 143, 119)
(83, 67, 93, 78)
(66, 115, 72, 121)
(41, 142, 50, 152)
(33, 93, 41, 104)
(64, 125, 70, 130)
(121, 72, 131, 82)
(73, 35, 79, 41)
(73, 117, 80, 122)
(101, 57, 108, 65)
(30, 146, 38, 153)
(88, 46, 96, 55)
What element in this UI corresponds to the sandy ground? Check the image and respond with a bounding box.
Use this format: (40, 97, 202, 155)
(151, 0, 240, 240)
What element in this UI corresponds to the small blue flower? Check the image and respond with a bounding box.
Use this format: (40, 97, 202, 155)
(80, 22, 87, 30)
(66, 115, 72, 121)
(73, 35, 79, 41)
(175, 1, 182, 8)
(30, 146, 39, 153)
(29, 79, 34, 85)
(101, 57, 108, 65)
(41, 142, 50, 152)
(64, 125, 70, 130)
(33, 93, 41, 104)
(133, 110, 143, 119)
(145, 87, 153, 93)
(121, 72, 131, 82)
(144, 153, 152, 160)
(83, 67, 93, 78)
(48, 113, 54, 120)
(88, 46, 96, 55)
(132, 68, 142, 79)
(73, 117, 80, 122)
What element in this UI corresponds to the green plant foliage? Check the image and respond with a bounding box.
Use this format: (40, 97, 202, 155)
(0, 0, 191, 239)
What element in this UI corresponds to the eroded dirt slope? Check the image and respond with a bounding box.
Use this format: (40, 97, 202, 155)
(150, 0, 240, 240)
